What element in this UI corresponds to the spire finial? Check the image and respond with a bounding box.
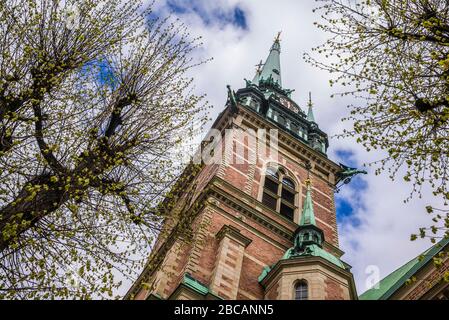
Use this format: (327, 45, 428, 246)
(255, 60, 264, 73)
(305, 178, 312, 189)
(305, 163, 312, 190)
(274, 31, 282, 43)
(308, 92, 313, 107)
(252, 60, 264, 83)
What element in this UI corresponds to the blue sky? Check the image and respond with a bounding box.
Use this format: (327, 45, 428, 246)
(145, 0, 440, 295)
(334, 149, 367, 228)
(165, 0, 248, 29)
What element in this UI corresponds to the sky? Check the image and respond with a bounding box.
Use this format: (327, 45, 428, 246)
(145, 0, 441, 295)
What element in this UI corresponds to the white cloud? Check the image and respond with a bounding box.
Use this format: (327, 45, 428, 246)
(147, 0, 441, 296)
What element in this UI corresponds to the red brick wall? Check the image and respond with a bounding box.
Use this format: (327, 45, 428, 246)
(179, 114, 341, 299)
(404, 257, 449, 300)
(140, 110, 342, 300)
(325, 278, 344, 300)
(265, 282, 280, 300)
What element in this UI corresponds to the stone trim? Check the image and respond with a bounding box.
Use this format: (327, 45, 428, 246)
(212, 205, 289, 251)
(244, 252, 269, 268)
(259, 256, 358, 300)
(168, 283, 222, 300)
(216, 225, 252, 248)
(238, 288, 260, 300)
(210, 225, 249, 299)
(184, 206, 214, 276)
(209, 178, 296, 239)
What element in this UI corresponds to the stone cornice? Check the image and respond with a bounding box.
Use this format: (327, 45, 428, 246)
(216, 224, 252, 248)
(209, 175, 341, 255)
(208, 102, 342, 179)
(210, 104, 236, 133)
(169, 283, 222, 300)
(208, 177, 296, 240)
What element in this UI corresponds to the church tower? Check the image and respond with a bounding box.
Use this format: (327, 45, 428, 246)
(126, 35, 358, 300)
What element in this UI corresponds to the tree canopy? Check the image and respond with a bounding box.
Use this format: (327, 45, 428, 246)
(306, 0, 449, 242)
(0, 0, 208, 299)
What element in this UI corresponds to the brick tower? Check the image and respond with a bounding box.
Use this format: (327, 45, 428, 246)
(126, 35, 359, 300)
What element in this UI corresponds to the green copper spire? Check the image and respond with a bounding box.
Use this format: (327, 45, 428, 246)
(307, 92, 315, 123)
(294, 178, 324, 251)
(258, 176, 349, 284)
(299, 179, 316, 226)
(258, 32, 282, 87)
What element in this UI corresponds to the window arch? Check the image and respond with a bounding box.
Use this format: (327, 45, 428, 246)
(261, 166, 297, 221)
(266, 167, 279, 179)
(282, 177, 295, 189)
(294, 280, 308, 300)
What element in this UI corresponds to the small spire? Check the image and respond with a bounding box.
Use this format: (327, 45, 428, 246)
(307, 92, 315, 123)
(299, 179, 316, 226)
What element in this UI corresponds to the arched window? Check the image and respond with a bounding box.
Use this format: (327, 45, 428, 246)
(295, 281, 308, 300)
(261, 166, 297, 221)
(282, 178, 295, 189)
(266, 167, 279, 179)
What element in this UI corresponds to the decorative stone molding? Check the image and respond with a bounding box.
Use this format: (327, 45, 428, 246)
(210, 225, 252, 299)
(215, 225, 252, 248)
(260, 256, 357, 300)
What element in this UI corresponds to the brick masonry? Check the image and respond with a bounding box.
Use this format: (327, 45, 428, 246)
(131, 105, 356, 300)
(400, 256, 449, 300)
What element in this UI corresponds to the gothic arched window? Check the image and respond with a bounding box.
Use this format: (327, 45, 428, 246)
(294, 281, 308, 300)
(261, 166, 296, 221)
